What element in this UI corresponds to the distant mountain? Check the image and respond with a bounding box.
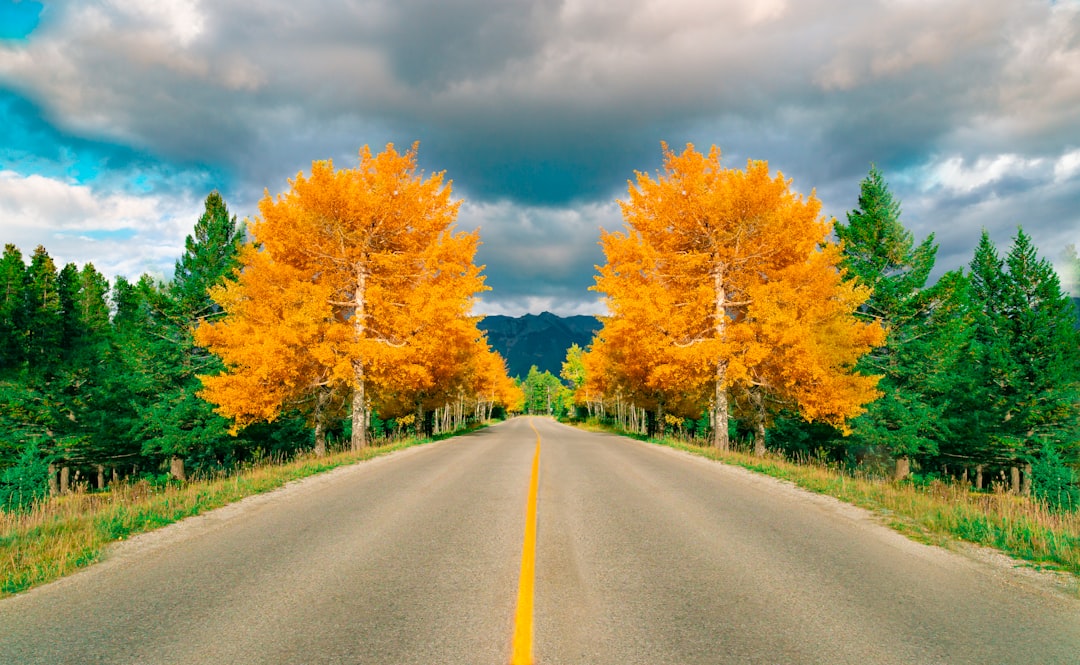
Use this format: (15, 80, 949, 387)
(480, 298, 1080, 378)
(479, 312, 600, 379)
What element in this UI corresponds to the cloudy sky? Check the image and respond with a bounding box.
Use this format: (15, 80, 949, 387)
(1, 0, 1078, 316)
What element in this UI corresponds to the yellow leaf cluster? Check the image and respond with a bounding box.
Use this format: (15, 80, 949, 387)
(586, 143, 884, 446)
(195, 144, 517, 447)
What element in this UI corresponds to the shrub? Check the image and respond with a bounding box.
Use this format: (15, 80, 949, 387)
(1030, 441, 1079, 511)
(0, 442, 50, 512)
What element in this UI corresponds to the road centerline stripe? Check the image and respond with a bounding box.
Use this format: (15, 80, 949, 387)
(510, 418, 542, 665)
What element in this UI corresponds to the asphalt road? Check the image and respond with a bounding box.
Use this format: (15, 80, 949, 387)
(2, 417, 1079, 664)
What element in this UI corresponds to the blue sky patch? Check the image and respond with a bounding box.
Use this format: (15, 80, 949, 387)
(70, 228, 139, 242)
(0, 88, 229, 196)
(0, 1, 43, 40)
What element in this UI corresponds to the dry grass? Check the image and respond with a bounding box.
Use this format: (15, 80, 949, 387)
(0, 435, 433, 598)
(579, 422, 1080, 577)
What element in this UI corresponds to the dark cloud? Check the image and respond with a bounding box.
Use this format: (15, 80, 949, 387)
(0, 0, 1077, 314)
(460, 199, 613, 314)
(374, 0, 560, 88)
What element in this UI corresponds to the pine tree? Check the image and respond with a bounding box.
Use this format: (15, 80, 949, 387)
(1001, 231, 1080, 449)
(24, 246, 62, 373)
(172, 191, 244, 320)
(834, 166, 966, 476)
(56, 263, 82, 363)
(836, 166, 937, 321)
(0, 244, 27, 371)
(77, 264, 112, 347)
(956, 229, 1080, 476)
(103, 193, 248, 481)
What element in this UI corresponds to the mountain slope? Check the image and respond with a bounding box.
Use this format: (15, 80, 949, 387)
(479, 312, 599, 379)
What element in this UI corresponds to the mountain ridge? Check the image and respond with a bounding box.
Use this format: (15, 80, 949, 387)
(478, 312, 599, 379)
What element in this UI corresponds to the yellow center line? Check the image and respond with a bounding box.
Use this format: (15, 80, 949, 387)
(510, 418, 542, 665)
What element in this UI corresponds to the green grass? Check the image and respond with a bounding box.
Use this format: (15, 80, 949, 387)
(0, 430, 473, 598)
(576, 421, 1080, 578)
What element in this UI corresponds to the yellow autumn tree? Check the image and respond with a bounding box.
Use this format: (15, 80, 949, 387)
(374, 330, 521, 430)
(463, 338, 524, 421)
(593, 143, 884, 450)
(194, 246, 347, 454)
(196, 143, 489, 450)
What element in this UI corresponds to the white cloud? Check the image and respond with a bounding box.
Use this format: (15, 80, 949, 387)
(0, 171, 155, 231)
(0, 170, 203, 282)
(924, 154, 1045, 193)
(105, 0, 206, 46)
(473, 296, 606, 318)
(745, 0, 788, 26)
(1054, 149, 1080, 183)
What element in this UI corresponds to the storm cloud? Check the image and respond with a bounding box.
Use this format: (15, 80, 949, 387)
(1, 0, 1078, 314)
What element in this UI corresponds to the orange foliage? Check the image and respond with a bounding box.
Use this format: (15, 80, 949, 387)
(196, 144, 513, 450)
(588, 143, 884, 449)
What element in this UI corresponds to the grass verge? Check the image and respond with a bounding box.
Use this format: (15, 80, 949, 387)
(1, 429, 473, 598)
(575, 421, 1080, 579)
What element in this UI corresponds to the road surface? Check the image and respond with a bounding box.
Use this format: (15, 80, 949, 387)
(2, 417, 1078, 664)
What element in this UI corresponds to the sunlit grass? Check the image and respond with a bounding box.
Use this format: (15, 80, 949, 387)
(577, 421, 1080, 578)
(0, 431, 464, 598)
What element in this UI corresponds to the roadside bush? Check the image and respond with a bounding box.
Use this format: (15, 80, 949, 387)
(0, 442, 50, 512)
(1030, 441, 1079, 511)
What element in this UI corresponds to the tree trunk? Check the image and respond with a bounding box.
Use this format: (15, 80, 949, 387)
(976, 464, 983, 490)
(351, 263, 369, 451)
(314, 416, 327, 457)
(1022, 463, 1032, 496)
(711, 267, 731, 451)
(752, 388, 766, 457)
(48, 464, 58, 497)
(711, 369, 730, 451)
(170, 455, 186, 482)
(96, 464, 105, 490)
(60, 466, 70, 494)
(313, 388, 328, 457)
(1010, 465, 1020, 494)
(894, 456, 910, 481)
(351, 366, 368, 450)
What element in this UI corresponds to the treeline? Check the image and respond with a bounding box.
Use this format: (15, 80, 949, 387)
(0, 193, 269, 507)
(570, 145, 1080, 506)
(0, 144, 522, 509)
(517, 365, 575, 417)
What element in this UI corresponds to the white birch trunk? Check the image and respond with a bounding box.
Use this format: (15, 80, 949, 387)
(711, 267, 731, 451)
(351, 264, 369, 451)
